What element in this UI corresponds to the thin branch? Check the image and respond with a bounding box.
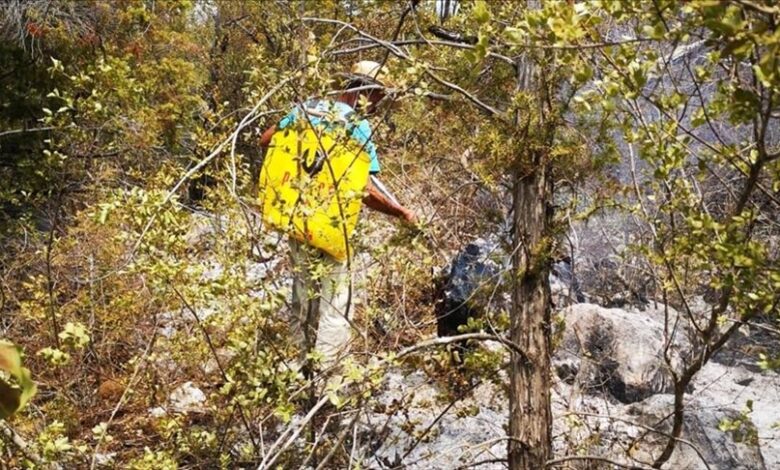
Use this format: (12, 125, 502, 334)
(171, 285, 259, 453)
(305, 16, 503, 117)
(89, 313, 159, 469)
(375, 0, 419, 73)
(396, 332, 527, 361)
(455, 458, 508, 469)
(400, 379, 484, 462)
(314, 406, 363, 470)
(508, 38, 652, 51)
(302, 17, 408, 59)
(256, 395, 330, 470)
(734, 0, 780, 15)
(571, 411, 711, 470)
(45, 215, 60, 348)
(0, 422, 53, 469)
(0, 126, 56, 138)
(331, 38, 515, 65)
(74, 75, 296, 284)
(424, 69, 503, 117)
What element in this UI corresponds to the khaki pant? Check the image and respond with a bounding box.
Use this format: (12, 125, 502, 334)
(288, 239, 352, 375)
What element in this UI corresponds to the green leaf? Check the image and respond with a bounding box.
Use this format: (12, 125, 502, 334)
(642, 23, 665, 40)
(729, 88, 760, 124)
(473, 0, 490, 24)
(723, 39, 754, 60)
(469, 33, 489, 65)
(573, 64, 593, 84)
(753, 49, 778, 88)
(327, 390, 343, 409)
(0, 340, 37, 419)
(505, 27, 524, 44)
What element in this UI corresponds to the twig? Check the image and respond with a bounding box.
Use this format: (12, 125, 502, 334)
(45, 214, 60, 348)
(570, 411, 711, 470)
(89, 313, 159, 469)
(256, 395, 330, 470)
(302, 17, 408, 59)
(298, 413, 333, 469)
(305, 16, 503, 117)
(375, 0, 419, 73)
(396, 332, 527, 361)
(455, 458, 508, 469)
(0, 421, 54, 469)
(314, 407, 363, 470)
(424, 69, 502, 117)
(400, 379, 483, 462)
(170, 285, 259, 453)
(332, 38, 514, 64)
(76, 75, 296, 284)
(734, 0, 780, 15)
(0, 126, 56, 138)
(348, 414, 360, 470)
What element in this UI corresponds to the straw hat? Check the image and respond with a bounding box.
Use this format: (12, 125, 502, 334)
(345, 60, 396, 90)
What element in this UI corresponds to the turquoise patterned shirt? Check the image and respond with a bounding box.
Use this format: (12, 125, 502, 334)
(278, 99, 381, 174)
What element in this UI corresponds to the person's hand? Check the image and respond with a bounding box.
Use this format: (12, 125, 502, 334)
(400, 208, 418, 225)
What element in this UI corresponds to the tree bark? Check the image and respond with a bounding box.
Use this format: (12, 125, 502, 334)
(508, 154, 553, 469)
(508, 1, 553, 466)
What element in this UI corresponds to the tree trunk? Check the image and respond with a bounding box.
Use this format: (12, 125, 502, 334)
(508, 0, 553, 464)
(508, 155, 553, 469)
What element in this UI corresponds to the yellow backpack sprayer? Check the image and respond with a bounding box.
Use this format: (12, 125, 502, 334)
(258, 122, 372, 261)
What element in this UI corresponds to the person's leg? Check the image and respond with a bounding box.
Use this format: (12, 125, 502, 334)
(314, 254, 352, 374)
(289, 239, 320, 365)
(290, 238, 353, 377)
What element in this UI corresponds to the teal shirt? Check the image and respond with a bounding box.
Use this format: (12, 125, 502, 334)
(278, 100, 381, 174)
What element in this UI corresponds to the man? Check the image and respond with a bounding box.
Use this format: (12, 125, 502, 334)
(259, 61, 417, 379)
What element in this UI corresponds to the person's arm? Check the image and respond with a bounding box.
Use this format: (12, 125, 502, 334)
(363, 177, 417, 224)
(259, 124, 277, 148)
(357, 123, 417, 223)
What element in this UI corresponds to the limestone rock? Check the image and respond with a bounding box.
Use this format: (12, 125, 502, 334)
(435, 238, 583, 339)
(627, 394, 766, 470)
(554, 303, 691, 403)
(168, 381, 206, 413)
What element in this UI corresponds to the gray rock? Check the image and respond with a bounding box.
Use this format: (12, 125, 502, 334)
(362, 370, 507, 470)
(435, 238, 583, 341)
(627, 394, 766, 470)
(555, 303, 691, 403)
(361, 363, 773, 469)
(351, 297, 779, 469)
(93, 452, 117, 467)
(550, 257, 586, 305)
(691, 362, 780, 469)
(168, 381, 206, 413)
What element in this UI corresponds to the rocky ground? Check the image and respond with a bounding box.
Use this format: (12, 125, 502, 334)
(149, 219, 779, 469)
(359, 303, 780, 469)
